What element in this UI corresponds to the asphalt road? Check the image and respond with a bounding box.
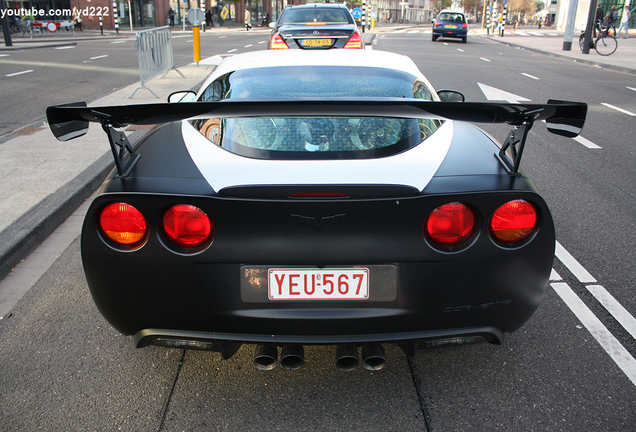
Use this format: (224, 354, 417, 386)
(1, 28, 636, 430)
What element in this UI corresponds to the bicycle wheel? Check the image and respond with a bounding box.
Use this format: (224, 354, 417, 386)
(594, 35, 617, 56)
(579, 32, 586, 52)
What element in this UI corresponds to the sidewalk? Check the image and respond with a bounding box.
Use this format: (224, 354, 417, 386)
(0, 24, 635, 284)
(0, 56, 220, 280)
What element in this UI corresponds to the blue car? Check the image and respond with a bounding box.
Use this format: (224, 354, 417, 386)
(432, 11, 468, 43)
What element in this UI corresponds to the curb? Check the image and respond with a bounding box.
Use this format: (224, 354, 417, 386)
(0, 130, 146, 281)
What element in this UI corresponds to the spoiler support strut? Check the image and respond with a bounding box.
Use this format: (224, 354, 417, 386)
(96, 111, 141, 177)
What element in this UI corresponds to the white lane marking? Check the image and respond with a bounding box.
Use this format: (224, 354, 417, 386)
(478, 82, 531, 103)
(258, 40, 267, 44)
(602, 103, 636, 116)
(0, 54, 10, 57)
(550, 269, 562, 281)
(521, 72, 539, 80)
(408, 30, 419, 33)
(555, 241, 597, 283)
(528, 32, 545, 36)
(573, 135, 602, 149)
(187, 39, 193, 43)
(227, 48, 238, 53)
(628, 87, 636, 92)
(587, 285, 636, 340)
(219, 35, 228, 38)
(54, 46, 75, 50)
(244, 44, 253, 47)
(551, 282, 636, 387)
(89, 55, 108, 60)
(6, 70, 34, 77)
(457, 48, 464, 52)
(110, 40, 128, 44)
(480, 57, 491, 62)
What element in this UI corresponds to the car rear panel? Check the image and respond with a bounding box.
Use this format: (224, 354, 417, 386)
(275, 25, 357, 49)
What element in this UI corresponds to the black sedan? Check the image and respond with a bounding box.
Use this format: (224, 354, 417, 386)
(432, 10, 468, 43)
(46, 50, 586, 372)
(268, 3, 362, 50)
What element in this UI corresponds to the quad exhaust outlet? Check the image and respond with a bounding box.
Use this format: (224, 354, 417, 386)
(253, 344, 387, 371)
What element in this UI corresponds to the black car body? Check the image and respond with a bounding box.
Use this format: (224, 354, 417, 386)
(268, 3, 362, 50)
(432, 10, 468, 42)
(47, 50, 586, 371)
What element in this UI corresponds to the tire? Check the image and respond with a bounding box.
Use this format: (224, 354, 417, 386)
(578, 33, 586, 51)
(594, 35, 617, 56)
(432, 35, 438, 41)
(462, 37, 467, 43)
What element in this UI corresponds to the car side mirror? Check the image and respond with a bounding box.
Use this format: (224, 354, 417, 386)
(437, 90, 465, 102)
(269, 22, 276, 29)
(168, 90, 197, 103)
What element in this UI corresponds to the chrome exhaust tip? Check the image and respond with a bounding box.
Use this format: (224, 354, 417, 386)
(253, 344, 278, 370)
(361, 343, 386, 371)
(335, 344, 359, 371)
(280, 344, 305, 370)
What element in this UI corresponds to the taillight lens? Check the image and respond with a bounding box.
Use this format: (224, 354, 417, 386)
(99, 202, 148, 248)
(490, 200, 537, 243)
(163, 204, 213, 248)
(462, 23, 468, 28)
(343, 31, 362, 49)
(270, 33, 289, 49)
(425, 202, 476, 247)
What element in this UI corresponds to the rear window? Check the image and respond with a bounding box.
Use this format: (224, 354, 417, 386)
(193, 66, 442, 160)
(438, 13, 465, 22)
(279, 7, 352, 25)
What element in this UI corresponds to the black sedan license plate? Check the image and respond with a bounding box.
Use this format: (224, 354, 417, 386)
(303, 38, 332, 47)
(269, 268, 369, 300)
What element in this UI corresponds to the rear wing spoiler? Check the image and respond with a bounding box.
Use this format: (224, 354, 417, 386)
(46, 98, 587, 176)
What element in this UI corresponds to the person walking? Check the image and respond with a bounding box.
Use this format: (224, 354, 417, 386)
(244, 7, 252, 31)
(593, 4, 604, 38)
(617, 6, 631, 39)
(606, 5, 619, 36)
(168, 8, 175, 28)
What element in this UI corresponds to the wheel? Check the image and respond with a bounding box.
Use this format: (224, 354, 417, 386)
(462, 37, 467, 43)
(432, 35, 438, 41)
(578, 32, 586, 51)
(594, 35, 617, 56)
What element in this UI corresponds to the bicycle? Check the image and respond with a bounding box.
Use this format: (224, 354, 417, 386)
(579, 24, 618, 56)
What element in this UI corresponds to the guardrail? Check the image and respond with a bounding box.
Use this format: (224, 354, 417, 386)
(129, 26, 184, 99)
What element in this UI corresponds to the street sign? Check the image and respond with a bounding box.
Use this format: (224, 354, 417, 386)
(352, 8, 362, 19)
(187, 7, 205, 26)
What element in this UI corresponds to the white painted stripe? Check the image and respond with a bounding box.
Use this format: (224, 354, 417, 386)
(457, 48, 464, 52)
(628, 87, 636, 92)
(555, 241, 597, 283)
(587, 285, 636, 340)
(244, 44, 253, 47)
(186, 39, 193, 43)
(89, 55, 108, 60)
(408, 30, 419, 33)
(521, 72, 539, 80)
(54, 46, 75, 50)
(0, 54, 10, 57)
(550, 268, 562, 281)
(551, 282, 636, 387)
(227, 49, 238, 53)
(6, 70, 33, 77)
(528, 32, 544, 36)
(602, 103, 636, 116)
(573, 135, 602, 149)
(480, 57, 491, 62)
(258, 40, 267, 44)
(110, 40, 128, 44)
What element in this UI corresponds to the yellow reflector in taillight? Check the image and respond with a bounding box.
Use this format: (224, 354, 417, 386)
(270, 33, 289, 49)
(99, 202, 148, 247)
(343, 31, 362, 49)
(490, 199, 538, 243)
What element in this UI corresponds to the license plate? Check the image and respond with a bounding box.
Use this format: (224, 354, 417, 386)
(303, 38, 332, 47)
(268, 268, 369, 300)
(445, 24, 457, 28)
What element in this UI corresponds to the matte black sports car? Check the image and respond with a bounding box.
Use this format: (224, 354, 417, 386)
(268, 3, 362, 50)
(47, 50, 586, 371)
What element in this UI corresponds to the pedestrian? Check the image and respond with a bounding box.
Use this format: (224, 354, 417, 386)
(593, 4, 604, 37)
(168, 8, 175, 28)
(605, 5, 618, 36)
(244, 7, 252, 31)
(206, 9, 212, 27)
(617, 6, 631, 39)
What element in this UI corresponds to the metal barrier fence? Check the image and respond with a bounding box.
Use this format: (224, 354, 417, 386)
(128, 26, 184, 99)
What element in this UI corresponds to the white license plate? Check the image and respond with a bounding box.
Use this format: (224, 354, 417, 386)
(268, 268, 369, 300)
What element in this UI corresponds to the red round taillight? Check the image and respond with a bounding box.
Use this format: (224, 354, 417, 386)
(99, 202, 148, 248)
(162, 204, 213, 249)
(490, 200, 538, 243)
(425, 202, 476, 247)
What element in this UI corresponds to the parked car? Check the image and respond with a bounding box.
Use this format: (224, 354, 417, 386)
(432, 10, 468, 43)
(46, 50, 586, 371)
(268, 3, 362, 50)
